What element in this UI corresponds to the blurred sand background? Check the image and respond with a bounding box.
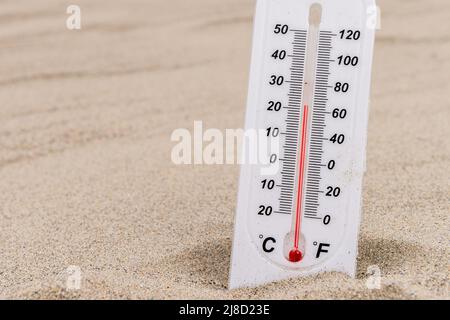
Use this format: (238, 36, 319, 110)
(0, 0, 448, 299)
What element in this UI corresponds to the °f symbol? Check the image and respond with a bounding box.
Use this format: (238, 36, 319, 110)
(316, 243, 330, 258)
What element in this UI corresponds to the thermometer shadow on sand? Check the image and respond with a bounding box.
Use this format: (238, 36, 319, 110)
(229, 0, 377, 289)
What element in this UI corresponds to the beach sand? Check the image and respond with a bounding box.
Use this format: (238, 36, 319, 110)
(0, 0, 448, 299)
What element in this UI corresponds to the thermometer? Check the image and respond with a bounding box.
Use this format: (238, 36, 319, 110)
(230, 0, 377, 289)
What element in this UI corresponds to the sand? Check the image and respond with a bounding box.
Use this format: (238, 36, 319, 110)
(0, 0, 448, 299)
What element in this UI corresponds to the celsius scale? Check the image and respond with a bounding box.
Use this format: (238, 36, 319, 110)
(230, 0, 377, 289)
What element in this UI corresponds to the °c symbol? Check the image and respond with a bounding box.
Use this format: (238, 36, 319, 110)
(262, 237, 276, 253)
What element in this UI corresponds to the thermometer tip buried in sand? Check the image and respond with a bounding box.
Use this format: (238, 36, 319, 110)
(229, 0, 377, 289)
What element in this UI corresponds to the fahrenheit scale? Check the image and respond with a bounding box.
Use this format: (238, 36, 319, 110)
(229, 0, 377, 289)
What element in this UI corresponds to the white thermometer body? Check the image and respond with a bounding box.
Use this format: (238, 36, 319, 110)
(230, 0, 376, 289)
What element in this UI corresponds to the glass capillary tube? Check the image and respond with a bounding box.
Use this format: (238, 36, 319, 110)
(302, 4, 321, 109)
(288, 3, 322, 263)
